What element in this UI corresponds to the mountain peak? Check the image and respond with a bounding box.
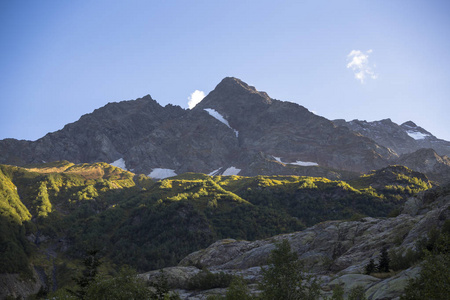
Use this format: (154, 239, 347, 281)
(215, 77, 271, 100)
(379, 118, 393, 124)
(195, 77, 272, 112)
(402, 121, 417, 128)
(216, 77, 258, 92)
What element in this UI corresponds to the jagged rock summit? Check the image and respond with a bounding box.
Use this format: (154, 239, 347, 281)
(0, 77, 448, 181)
(195, 78, 397, 174)
(333, 118, 450, 157)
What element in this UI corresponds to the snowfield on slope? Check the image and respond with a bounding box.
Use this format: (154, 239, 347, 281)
(272, 156, 318, 166)
(148, 168, 177, 179)
(204, 108, 239, 137)
(222, 167, 241, 176)
(407, 131, 430, 140)
(208, 168, 222, 176)
(111, 158, 128, 170)
(290, 161, 319, 166)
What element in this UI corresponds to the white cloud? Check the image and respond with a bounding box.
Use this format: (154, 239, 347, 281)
(347, 49, 377, 83)
(188, 90, 205, 109)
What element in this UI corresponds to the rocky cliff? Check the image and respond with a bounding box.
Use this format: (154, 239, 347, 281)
(0, 269, 44, 300)
(397, 148, 450, 184)
(333, 119, 450, 157)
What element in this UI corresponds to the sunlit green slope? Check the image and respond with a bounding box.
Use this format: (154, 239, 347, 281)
(0, 161, 432, 285)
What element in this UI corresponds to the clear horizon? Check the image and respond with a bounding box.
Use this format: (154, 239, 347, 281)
(1, 1, 449, 141)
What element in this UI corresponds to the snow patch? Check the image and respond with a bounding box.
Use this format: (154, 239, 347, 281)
(290, 161, 319, 166)
(273, 156, 283, 163)
(222, 167, 241, 176)
(204, 108, 239, 137)
(148, 168, 177, 179)
(208, 168, 222, 176)
(407, 131, 430, 140)
(111, 158, 127, 170)
(272, 156, 318, 166)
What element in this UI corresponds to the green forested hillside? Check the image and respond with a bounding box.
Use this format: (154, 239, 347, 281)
(0, 166, 33, 275)
(0, 161, 433, 291)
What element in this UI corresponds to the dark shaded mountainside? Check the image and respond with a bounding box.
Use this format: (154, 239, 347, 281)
(0, 161, 436, 298)
(2, 77, 449, 182)
(333, 118, 450, 183)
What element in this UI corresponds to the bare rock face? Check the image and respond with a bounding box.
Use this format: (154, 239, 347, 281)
(333, 119, 450, 157)
(140, 184, 450, 299)
(195, 77, 396, 173)
(0, 269, 44, 299)
(397, 148, 450, 184)
(0, 95, 240, 176)
(365, 267, 421, 300)
(331, 119, 450, 184)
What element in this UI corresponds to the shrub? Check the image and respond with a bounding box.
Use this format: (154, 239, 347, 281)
(401, 251, 450, 299)
(86, 266, 151, 300)
(389, 248, 422, 271)
(401, 228, 450, 299)
(348, 285, 367, 300)
(225, 276, 253, 300)
(148, 270, 181, 300)
(330, 284, 344, 300)
(187, 269, 235, 290)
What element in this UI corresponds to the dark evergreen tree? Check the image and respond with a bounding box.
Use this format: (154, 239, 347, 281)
(377, 246, 390, 272)
(225, 276, 253, 300)
(67, 250, 101, 299)
(365, 258, 376, 274)
(401, 230, 450, 299)
(258, 239, 321, 300)
(149, 270, 181, 300)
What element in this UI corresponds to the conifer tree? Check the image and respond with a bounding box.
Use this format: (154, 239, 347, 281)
(365, 258, 376, 274)
(67, 250, 101, 299)
(258, 239, 320, 300)
(377, 247, 390, 272)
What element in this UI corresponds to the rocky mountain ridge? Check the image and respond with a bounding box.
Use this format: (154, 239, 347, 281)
(397, 148, 450, 183)
(1, 77, 449, 183)
(333, 118, 450, 157)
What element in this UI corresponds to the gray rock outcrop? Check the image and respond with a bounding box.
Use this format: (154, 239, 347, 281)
(140, 184, 450, 299)
(0, 269, 44, 300)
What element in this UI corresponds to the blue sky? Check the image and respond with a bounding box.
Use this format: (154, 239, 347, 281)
(1, 0, 449, 141)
